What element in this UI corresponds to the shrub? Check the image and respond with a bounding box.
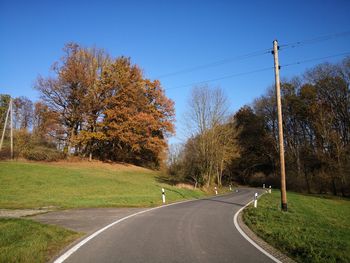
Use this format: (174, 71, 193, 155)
(23, 146, 65, 161)
(0, 147, 11, 160)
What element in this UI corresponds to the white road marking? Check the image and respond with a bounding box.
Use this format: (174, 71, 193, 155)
(53, 199, 195, 263)
(233, 195, 283, 263)
(55, 190, 276, 263)
(54, 191, 237, 262)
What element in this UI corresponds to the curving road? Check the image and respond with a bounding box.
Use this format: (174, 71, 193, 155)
(59, 188, 273, 263)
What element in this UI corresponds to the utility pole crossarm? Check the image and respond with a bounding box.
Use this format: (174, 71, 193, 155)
(272, 40, 288, 211)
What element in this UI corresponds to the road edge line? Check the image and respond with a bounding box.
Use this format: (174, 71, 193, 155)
(233, 195, 283, 263)
(53, 198, 197, 263)
(54, 189, 239, 262)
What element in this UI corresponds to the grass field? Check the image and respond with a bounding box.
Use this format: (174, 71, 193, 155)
(0, 161, 205, 209)
(0, 160, 207, 262)
(243, 191, 350, 263)
(0, 218, 80, 263)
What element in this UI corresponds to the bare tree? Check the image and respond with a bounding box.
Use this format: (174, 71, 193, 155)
(186, 85, 228, 135)
(185, 85, 231, 187)
(13, 97, 33, 130)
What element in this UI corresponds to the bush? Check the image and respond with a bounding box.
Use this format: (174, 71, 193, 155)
(0, 147, 11, 160)
(23, 146, 65, 161)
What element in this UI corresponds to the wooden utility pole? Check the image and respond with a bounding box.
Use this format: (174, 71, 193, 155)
(10, 98, 13, 159)
(0, 100, 11, 151)
(272, 40, 287, 211)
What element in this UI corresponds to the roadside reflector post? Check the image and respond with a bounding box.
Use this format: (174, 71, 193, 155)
(162, 188, 166, 204)
(269, 185, 272, 194)
(229, 185, 232, 191)
(254, 193, 258, 208)
(214, 186, 218, 195)
(263, 184, 265, 189)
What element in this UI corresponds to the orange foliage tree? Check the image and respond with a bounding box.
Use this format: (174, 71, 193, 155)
(36, 44, 174, 167)
(101, 57, 175, 166)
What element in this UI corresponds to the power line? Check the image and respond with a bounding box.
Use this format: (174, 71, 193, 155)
(166, 66, 273, 90)
(166, 52, 350, 90)
(156, 48, 271, 79)
(281, 51, 350, 68)
(279, 30, 350, 50)
(156, 31, 350, 80)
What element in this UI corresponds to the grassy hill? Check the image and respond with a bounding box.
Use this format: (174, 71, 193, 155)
(243, 191, 350, 263)
(0, 160, 206, 263)
(0, 160, 204, 209)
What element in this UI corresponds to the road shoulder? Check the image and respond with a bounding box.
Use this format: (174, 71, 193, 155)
(30, 207, 147, 234)
(237, 208, 296, 263)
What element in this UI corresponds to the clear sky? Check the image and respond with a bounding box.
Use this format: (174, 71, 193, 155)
(1, 0, 350, 144)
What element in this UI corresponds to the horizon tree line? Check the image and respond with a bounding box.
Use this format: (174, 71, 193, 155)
(168, 57, 350, 196)
(1, 43, 349, 195)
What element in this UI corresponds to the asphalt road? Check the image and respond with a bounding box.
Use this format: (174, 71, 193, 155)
(61, 188, 273, 263)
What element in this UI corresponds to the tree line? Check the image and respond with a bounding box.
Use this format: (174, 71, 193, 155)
(1, 44, 349, 195)
(0, 43, 175, 167)
(168, 57, 350, 196)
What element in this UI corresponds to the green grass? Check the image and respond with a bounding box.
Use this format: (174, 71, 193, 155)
(0, 218, 80, 263)
(243, 191, 350, 263)
(0, 161, 205, 209)
(0, 161, 212, 262)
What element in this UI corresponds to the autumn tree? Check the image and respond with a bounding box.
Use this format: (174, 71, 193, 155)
(35, 43, 174, 167)
(101, 57, 174, 166)
(35, 43, 109, 155)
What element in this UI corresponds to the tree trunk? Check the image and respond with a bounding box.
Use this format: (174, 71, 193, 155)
(206, 172, 211, 188)
(331, 178, 337, 196)
(296, 149, 302, 178)
(340, 180, 346, 197)
(68, 125, 77, 156)
(303, 168, 311, 194)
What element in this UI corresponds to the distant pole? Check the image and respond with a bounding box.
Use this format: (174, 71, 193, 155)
(272, 40, 287, 211)
(10, 98, 13, 159)
(0, 101, 11, 151)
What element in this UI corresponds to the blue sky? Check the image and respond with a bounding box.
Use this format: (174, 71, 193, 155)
(1, 0, 350, 144)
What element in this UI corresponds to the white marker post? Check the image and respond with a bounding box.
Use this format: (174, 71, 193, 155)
(162, 188, 166, 204)
(254, 193, 258, 208)
(215, 187, 218, 195)
(263, 184, 265, 189)
(269, 185, 272, 194)
(229, 185, 232, 191)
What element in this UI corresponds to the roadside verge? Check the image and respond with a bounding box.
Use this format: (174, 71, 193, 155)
(233, 196, 296, 263)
